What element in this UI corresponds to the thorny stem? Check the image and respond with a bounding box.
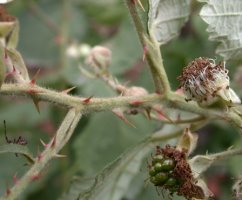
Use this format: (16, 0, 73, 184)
(1, 83, 242, 126)
(0, 108, 82, 200)
(125, 0, 171, 95)
(1, 1, 242, 199)
(0, 83, 162, 111)
(210, 147, 242, 160)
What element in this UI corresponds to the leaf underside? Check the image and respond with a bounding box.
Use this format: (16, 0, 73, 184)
(0, 144, 34, 163)
(148, 0, 190, 45)
(199, 0, 242, 60)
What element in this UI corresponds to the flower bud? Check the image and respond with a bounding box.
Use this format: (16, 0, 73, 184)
(123, 86, 148, 96)
(177, 57, 241, 105)
(86, 45, 112, 70)
(66, 43, 91, 59)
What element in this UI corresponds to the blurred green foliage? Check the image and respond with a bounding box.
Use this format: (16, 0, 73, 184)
(0, 0, 241, 200)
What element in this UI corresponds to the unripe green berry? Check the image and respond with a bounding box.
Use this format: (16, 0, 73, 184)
(161, 159, 175, 171)
(154, 162, 162, 172)
(149, 167, 156, 176)
(165, 177, 177, 187)
(155, 172, 168, 185)
(150, 176, 159, 185)
(152, 154, 164, 164)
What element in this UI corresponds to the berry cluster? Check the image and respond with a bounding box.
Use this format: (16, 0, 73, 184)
(148, 145, 205, 200)
(149, 152, 180, 193)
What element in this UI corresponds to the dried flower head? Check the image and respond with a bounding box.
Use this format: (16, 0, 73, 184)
(177, 57, 240, 105)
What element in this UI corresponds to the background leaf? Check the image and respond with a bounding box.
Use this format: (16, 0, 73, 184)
(199, 0, 242, 60)
(148, 0, 190, 45)
(0, 144, 34, 163)
(60, 139, 153, 200)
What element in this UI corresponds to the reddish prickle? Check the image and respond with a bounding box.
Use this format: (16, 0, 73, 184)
(50, 135, 56, 148)
(83, 96, 93, 104)
(31, 173, 41, 181)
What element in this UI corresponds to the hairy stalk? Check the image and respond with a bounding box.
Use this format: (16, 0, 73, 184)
(125, 0, 170, 95)
(0, 83, 162, 111)
(1, 83, 241, 127)
(0, 108, 82, 200)
(210, 147, 242, 160)
(167, 92, 242, 127)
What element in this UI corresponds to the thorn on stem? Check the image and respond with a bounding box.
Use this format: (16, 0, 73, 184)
(112, 109, 136, 128)
(30, 94, 41, 114)
(62, 86, 76, 94)
(30, 69, 41, 85)
(50, 135, 56, 148)
(31, 173, 41, 182)
(143, 45, 148, 61)
(5, 66, 17, 78)
(40, 139, 48, 148)
(13, 174, 18, 185)
(54, 154, 67, 158)
(83, 96, 93, 104)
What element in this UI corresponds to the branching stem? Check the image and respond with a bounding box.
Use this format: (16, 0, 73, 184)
(125, 0, 171, 95)
(0, 108, 82, 200)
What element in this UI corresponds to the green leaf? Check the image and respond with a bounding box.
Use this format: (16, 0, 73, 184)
(18, 1, 87, 66)
(109, 20, 142, 75)
(73, 112, 155, 174)
(189, 155, 215, 179)
(78, 0, 125, 24)
(148, 0, 190, 45)
(60, 139, 152, 200)
(199, 0, 242, 60)
(0, 144, 34, 163)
